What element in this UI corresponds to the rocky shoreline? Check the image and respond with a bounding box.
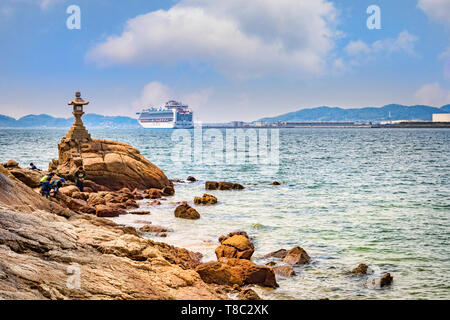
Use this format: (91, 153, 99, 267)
(0, 160, 393, 300)
(0, 102, 393, 299)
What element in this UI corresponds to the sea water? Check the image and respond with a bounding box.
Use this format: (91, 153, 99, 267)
(0, 128, 449, 300)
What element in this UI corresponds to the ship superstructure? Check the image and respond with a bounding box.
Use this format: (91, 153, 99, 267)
(137, 100, 194, 129)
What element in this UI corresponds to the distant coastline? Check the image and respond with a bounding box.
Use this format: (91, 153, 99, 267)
(1, 103, 449, 129)
(0, 113, 141, 129)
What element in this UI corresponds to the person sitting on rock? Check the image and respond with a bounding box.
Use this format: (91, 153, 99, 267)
(74, 166, 86, 192)
(29, 163, 38, 170)
(39, 172, 54, 198)
(50, 178, 65, 197)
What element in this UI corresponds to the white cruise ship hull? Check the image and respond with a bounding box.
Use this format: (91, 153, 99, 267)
(137, 100, 194, 129)
(138, 121, 193, 129)
(139, 121, 176, 129)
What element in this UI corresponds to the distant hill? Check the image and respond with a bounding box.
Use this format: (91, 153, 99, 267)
(0, 113, 140, 128)
(257, 104, 450, 123)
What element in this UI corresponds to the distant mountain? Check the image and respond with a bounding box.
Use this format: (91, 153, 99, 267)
(257, 104, 450, 123)
(0, 113, 140, 128)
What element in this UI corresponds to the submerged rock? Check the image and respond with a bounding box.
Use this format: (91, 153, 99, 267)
(205, 181, 219, 190)
(237, 288, 261, 300)
(139, 225, 173, 233)
(130, 210, 150, 215)
(194, 194, 218, 205)
(187, 176, 197, 182)
(352, 263, 369, 275)
(282, 247, 311, 266)
(379, 273, 393, 287)
(174, 202, 200, 220)
(271, 181, 281, 185)
(205, 181, 245, 190)
(263, 249, 288, 259)
(273, 266, 296, 278)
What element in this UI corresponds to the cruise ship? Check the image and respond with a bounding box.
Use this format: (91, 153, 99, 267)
(137, 100, 194, 129)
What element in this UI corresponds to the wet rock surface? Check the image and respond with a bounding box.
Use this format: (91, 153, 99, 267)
(282, 247, 311, 266)
(205, 181, 245, 190)
(174, 202, 200, 220)
(379, 273, 393, 287)
(194, 194, 218, 205)
(215, 232, 254, 260)
(196, 258, 278, 288)
(273, 266, 296, 278)
(237, 288, 261, 300)
(352, 263, 369, 275)
(263, 249, 288, 259)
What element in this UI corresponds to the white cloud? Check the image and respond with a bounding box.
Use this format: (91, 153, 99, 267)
(414, 82, 450, 106)
(418, 0, 450, 25)
(132, 81, 212, 118)
(39, 0, 61, 10)
(343, 31, 418, 68)
(439, 47, 450, 59)
(86, 0, 340, 78)
(132, 81, 171, 110)
(346, 31, 418, 58)
(2, 0, 62, 11)
(372, 31, 418, 55)
(345, 40, 371, 56)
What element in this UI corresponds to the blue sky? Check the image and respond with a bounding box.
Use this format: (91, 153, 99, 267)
(0, 0, 449, 122)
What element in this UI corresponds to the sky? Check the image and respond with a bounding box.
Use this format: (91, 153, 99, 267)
(0, 0, 449, 122)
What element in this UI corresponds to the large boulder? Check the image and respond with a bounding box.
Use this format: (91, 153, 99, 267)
(59, 186, 80, 197)
(215, 232, 254, 260)
(95, 204, 126, 218)
(7, 167, 44, 188)
(195, 261, 243, 286)
(195, 258, 278, 288)
(56, 194, 96, 214)
(4, 160, 19, 168)
(50, 138, 173, 191)
(0, 168, 73, 217)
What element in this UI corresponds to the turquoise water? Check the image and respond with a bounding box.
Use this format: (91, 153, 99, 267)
(0, 128, 449, 300)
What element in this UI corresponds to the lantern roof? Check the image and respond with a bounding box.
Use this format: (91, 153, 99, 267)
(68, 91, 89, 106)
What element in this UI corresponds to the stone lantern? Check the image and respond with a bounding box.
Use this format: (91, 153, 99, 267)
(65, 91, 92, 142)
